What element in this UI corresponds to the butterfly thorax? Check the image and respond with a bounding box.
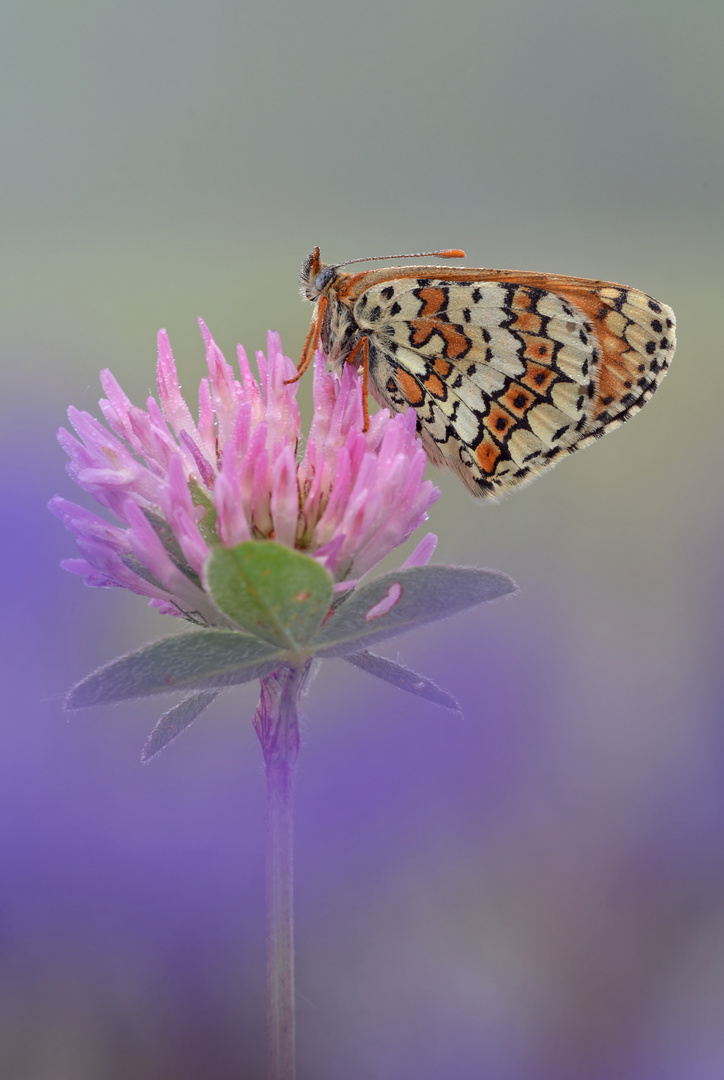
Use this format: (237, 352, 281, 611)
(318, 289, 362, 370)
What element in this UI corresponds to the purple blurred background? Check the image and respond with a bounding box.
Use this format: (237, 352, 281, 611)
(3, 0, 724, 1076)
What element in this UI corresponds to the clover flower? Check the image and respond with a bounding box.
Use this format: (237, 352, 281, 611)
(50, 322, 441, 625)
(50, 317, 516, 1080)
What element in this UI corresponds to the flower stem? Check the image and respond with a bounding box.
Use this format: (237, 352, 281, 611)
(254, 664, 308, 1080)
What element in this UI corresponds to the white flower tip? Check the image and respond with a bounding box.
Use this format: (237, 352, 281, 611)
(403, 408, 417, 434)
(197, 317, 211, 345)
(156, 330, 177, 378)
(341, 361, 357, 390)
(401, 532, 438, 569)
(266, 329, 282, 354)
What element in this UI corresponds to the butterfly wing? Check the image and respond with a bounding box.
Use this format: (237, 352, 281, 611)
(348, 270, 675, 497)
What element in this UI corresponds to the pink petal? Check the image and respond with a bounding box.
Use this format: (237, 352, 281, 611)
(400, 532, 438, 568)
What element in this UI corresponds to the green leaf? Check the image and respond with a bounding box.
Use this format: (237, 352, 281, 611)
(344, 651, 461, 713)
(142, 690, 221, 762)
(204, 541, 334, 649)
(66, 629, 285, 708)
(188, 478, 218, 544)
(310, 564, 516, 656)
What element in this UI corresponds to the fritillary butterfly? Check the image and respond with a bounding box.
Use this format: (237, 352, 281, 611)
(297, 248, 676, 497)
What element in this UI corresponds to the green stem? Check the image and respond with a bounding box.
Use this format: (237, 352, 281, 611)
(254, 663, 308, 1080)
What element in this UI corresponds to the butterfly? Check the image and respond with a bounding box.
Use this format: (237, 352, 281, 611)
(296, 247, 676, 497)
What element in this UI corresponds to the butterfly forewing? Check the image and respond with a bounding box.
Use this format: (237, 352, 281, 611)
(302, 254, 676, 497)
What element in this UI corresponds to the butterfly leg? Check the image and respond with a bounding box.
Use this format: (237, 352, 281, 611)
(344, 335, 370, 431)
(286, 296, 328, 384)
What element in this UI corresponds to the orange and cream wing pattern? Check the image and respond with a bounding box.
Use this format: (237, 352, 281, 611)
(299, 251, 676, 498)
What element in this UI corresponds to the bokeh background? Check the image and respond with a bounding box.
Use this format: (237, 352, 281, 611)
(3, 1, 724, 1077)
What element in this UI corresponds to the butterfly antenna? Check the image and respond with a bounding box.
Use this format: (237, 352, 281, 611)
(333, 248, 465, 269)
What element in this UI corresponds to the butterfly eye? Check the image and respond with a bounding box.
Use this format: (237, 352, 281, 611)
(314, 267, 337, 292)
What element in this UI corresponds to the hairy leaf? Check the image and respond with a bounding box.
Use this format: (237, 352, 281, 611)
(204, 541, 334, 649)
(66, 629, 284, 708)
(345, 651, 461, 713)
(311, 564, 515, 656)
(142, 690, 221, 762)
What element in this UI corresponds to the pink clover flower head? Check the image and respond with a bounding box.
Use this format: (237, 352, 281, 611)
(50, 322, 440, 623)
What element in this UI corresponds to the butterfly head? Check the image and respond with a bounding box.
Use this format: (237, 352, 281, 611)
(300, 245, 467, 303)
(299, 247, 338, 302)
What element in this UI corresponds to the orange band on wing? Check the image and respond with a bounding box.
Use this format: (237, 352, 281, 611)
(475, 438, 501, 474)
(396, 369, 425, 407)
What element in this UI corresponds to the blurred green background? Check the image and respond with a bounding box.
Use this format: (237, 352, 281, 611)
(3, 1, 724, 1077)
